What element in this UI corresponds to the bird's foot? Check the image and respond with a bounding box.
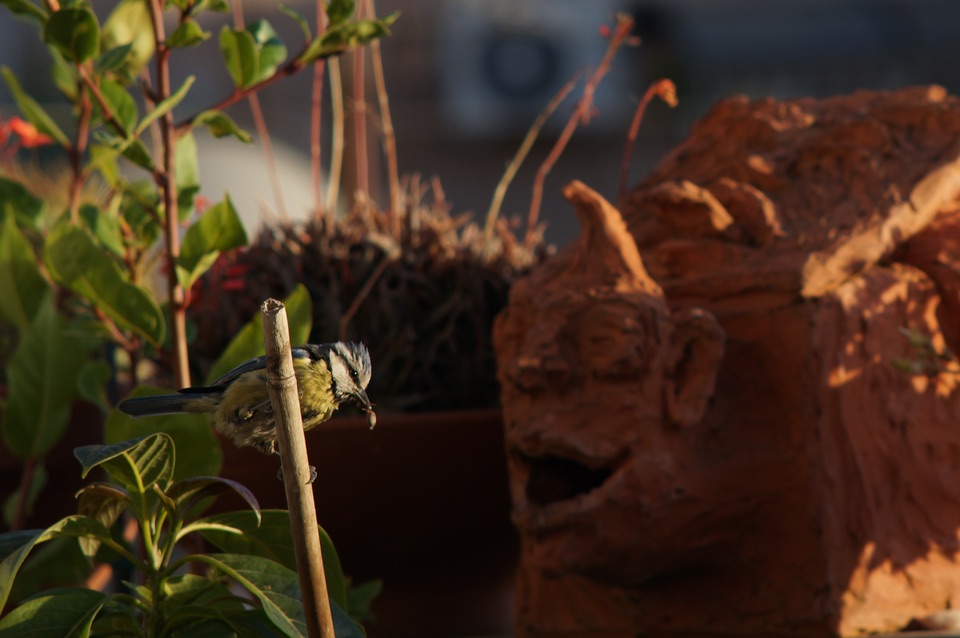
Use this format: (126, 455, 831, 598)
(276, 464, 318, 484)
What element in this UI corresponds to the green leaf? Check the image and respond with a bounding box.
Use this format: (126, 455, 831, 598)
(101, 0, 155, 83)
(175, 132, 201, 218)
(74, 433, 175, 493)
(87, 143, 121, 185)
(49, 49, 77, 101)
(75, 360, 113, 411)
(220, 20, 287, 89)
(45, 224, 165, 346)
(189, 0, 229, 15)
(346, 578, 382, 623)
(219, 26, 257, 89)
(168, 19, 210, 49)
(192, 110, 253, 142)
(2, 294, 89, 459)
(43, 7, 100, 63)
(205, 284, 312, 384)
(0, 177, 44, 227)
(119, 137, 154, 171)
(97, 76, 138, 135)
(95, 42, 133, 74)
(75, 483, 127, 557)
(0, 213, 48, 330)
(79, 203, 124, 257)
(247, 20, 287, 83)
(0, 587, 106, 636)
(325, 0, 355, 26)
(196, 510, 347, 610)
(192, 553, 305, 637)
(3, 537, 91, 611)
(0, 516, 111, 612)
(0, 0, 48, 26)
(177, 195, 247, 291)
(136, 75, 195, 136)
(168, 476, 260, 524)
(279, 4, 311, 43)
(299, 15, 396, 64)
(105, 388, 222, 479)
(0, 67, 69, 147)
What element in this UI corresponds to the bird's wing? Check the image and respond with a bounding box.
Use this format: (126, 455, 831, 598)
(208, 347, 312, 387)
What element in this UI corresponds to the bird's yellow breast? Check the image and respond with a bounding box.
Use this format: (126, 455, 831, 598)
(294, 357, 338, 430)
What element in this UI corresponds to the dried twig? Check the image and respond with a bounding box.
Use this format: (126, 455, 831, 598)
(524, 13, 637, 248)
(351, 3, 369, 198)
(484, 74, 579, 241)
(310, 0, 328, 217)
(618, 78, 677, 200)
(231, 0, 287, 218)
(365, 0, 400, 232)
(326, 57, 344, 216)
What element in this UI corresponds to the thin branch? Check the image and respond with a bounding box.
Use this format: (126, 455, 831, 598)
(231, 0, 287, 219)
(364, 0, 400, 231)
(618, 78, 677, 200)
(326, 57, 344, 216)
(147, 0, 190, 388)
(310, 0, 328, 217)
(351, 39, 369, 199)
(524, 13, 637, 248)
(76, 66, 129, 140)
(67, 77, 92, 223)
(174, 59, 306, 135)
(484, 74, 579, 241)
(339, 257, 389, 341)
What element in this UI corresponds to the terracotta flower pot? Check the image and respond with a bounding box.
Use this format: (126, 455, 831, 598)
(217, 408, 518, 637)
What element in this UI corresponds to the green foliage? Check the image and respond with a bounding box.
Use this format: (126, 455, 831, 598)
(45, 223, 166, 347)
(177, 195, 247, 291)
(0, 434, 367, 636)
(2, 294, 92, 459)
(205, 283, 313, 384)
(105, 386, 222, 479)
(43, 6, 100, 63)
(0, 67, 69, 146)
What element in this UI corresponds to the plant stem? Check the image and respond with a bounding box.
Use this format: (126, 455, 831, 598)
(67, 77, 92, 223)
(326, 57, 344, 216)
(365, 0, 400, 230)
(310, 0, 328, 217)
(231, 0, 287, 219)
(351, 44, 368, 199)
(524, 13, 636, 248)
(484, 74, 579, 241)
(618, 78, 677, 200)
(11, 458, 36, 530)
(147, 0, 190, 388)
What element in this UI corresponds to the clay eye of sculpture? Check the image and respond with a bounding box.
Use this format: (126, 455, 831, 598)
(577, 303, 652, 380)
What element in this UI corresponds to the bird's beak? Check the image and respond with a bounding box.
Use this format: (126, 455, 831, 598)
(354, 388, 372, 412)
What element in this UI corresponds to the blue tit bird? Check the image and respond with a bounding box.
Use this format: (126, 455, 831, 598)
(118, 342, 375, 458)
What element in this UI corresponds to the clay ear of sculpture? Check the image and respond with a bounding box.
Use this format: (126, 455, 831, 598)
(665, 307, 725, 428)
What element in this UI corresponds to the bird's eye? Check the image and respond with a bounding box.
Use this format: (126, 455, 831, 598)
(350, 369, 359, 381)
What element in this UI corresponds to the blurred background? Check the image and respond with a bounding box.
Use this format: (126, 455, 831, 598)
(5, 0, 960, 247)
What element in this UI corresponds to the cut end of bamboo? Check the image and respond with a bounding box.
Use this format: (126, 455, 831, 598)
(261, 298, 285, 316)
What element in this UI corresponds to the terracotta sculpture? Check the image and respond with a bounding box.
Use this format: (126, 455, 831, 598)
(494, 86, 960, 636)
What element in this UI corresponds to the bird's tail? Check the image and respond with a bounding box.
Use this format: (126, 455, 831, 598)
(118, 393, 201, 417)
